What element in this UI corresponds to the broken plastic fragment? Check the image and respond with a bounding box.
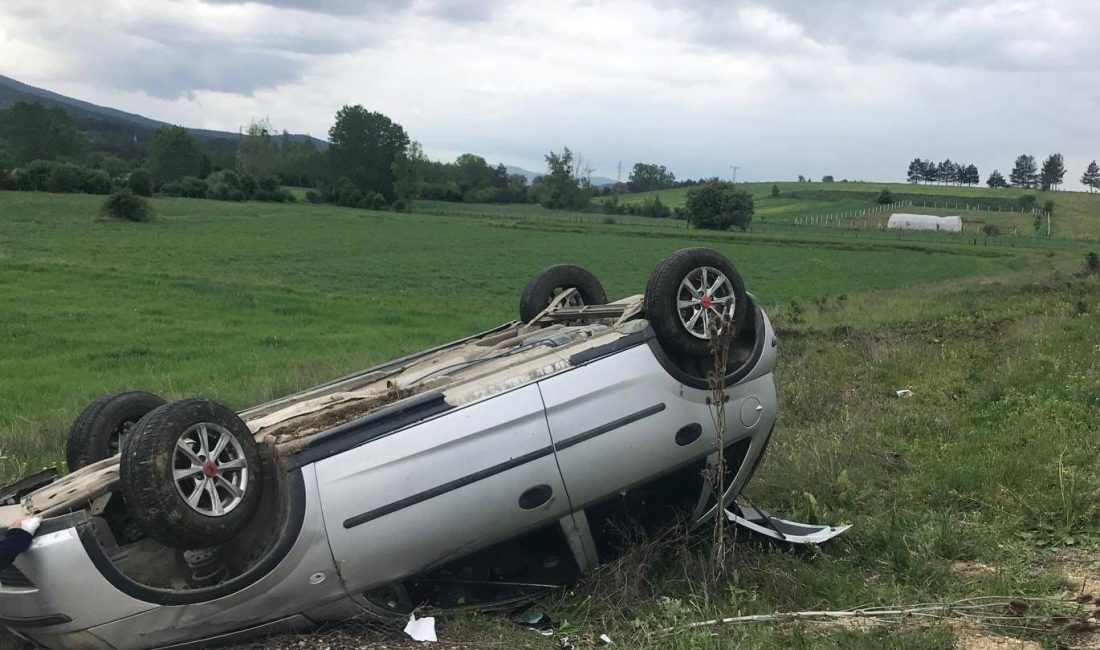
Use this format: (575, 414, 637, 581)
(895, 389, 913, 398)
(599, 633, 614, 644)
(404, 613, 437, 642)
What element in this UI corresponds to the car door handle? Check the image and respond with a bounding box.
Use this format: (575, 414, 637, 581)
(518, 484, 554, 510)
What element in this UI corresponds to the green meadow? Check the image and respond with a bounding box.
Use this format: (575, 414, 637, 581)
(0, 189, 1096, 649)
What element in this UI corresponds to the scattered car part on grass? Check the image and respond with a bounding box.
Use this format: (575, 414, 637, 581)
(0, 247, 846, 649)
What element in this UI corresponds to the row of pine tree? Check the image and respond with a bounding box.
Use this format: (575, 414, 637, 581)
(908, 154, 1100, 192)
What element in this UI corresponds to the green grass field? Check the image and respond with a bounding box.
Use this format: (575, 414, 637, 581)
(1, 190, 1097, 649)
(616, 181, 1100, 239)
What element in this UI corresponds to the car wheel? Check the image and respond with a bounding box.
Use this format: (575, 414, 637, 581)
(66, 391, 167, 471)
(519, 264, 608, 322)
(644, 248, 748, 359)
(120, 398, 263, 549)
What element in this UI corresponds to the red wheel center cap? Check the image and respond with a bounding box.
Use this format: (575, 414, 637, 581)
(202, 460, 219, 477)
(700, 295, 713, 309)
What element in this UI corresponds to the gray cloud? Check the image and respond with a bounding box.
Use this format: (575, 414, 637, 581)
(0, 0, 1097, 186)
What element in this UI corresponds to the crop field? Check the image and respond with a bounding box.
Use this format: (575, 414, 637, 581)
(1, 190, 1097, 649)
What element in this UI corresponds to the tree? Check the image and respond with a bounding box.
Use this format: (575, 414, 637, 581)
(770, 184, 780, 197)
(1081, 160, 1100, 193)
(906, 158, 925, 184)
(127, 168, 153, 196)
(684, 181, 754, 231)
(328, 105, 409, 202)
(147, 126, 205, 184)
(0, 102, 87, 164)
(986, 169, 1008, 188)
(937, 159, 958, 185)
(453, 153, 493, 195)
(877, 188, 894, 204)
(960, 164, 980, 187)
(797, 174, 806, 183)
(627, 163, 676, 192)
(1039, 153, 1066, 191)
(821, 175, 834, 183)
(238, 119, 279, 180)
(390, 148, 418, 211)
(536, 148, 589, 210)
(1009, 154, 1038, 189)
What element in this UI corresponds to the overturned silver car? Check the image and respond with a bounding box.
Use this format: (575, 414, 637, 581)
(0, 248, 826, 649)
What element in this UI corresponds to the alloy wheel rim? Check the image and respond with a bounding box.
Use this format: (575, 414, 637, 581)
(172, 422, 249, 516)
(677, 266, 736, 339)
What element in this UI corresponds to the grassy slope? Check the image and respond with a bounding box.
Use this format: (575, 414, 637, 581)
(615, 182, 1100, 238)
(249, 263, 1100, 650)
(1, 191, 1096, 648)
(0, 191, 1029, 476)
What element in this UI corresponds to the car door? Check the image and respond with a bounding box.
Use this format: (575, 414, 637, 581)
(538, 344, 708, 509)
(314, 385, 572, 594)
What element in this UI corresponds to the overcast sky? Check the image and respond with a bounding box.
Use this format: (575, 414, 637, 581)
(1, 0, 1098, 186)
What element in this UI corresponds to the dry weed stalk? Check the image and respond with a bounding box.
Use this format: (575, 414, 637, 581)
(661, 595, 1099, 637)
(705, 310, 736, 578)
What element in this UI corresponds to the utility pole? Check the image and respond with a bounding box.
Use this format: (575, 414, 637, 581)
(730, 165, 741, 183)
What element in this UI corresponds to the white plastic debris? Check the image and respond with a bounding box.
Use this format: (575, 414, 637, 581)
(599, 633, 614, 644)
(895, 389, 913, 398)
(403, 613, 437, 642)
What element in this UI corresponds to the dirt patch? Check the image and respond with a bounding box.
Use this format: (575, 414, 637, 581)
(953, 621, 1040, 650)
(271, 387, 416, 443)
(951, 561, 999, 579)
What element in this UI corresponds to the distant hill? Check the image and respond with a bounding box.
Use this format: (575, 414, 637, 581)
(0, 74, 327, 156)
(505, 164, 616, 187)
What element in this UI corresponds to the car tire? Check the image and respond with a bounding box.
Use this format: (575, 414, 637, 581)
(66, 391, 167, 471)
(519, 264, 608, 322)
(644, 248, 748, 359)
(120, 398, 264, 549)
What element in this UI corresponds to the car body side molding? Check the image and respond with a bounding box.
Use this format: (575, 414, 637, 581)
(341, 403, 667, 530)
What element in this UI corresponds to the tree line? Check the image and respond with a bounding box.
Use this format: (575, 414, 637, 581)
(906, 153, 1096, 191)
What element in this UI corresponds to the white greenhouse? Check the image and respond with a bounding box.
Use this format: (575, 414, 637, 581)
(887, 213, 963, 232)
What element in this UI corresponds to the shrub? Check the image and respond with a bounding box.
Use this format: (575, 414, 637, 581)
(1016, 194, 1037, 211)
(305, 190, 323, 204)
(369, 193, 387, 210)
(981, 223, 999, 236)
(684, 181, 754, 231)
(771, 184, 780, 197)
(603, 216, 616, 225)
(822, 175, 835, 183)
(127, 169, 153, 196)
(13, 161, 112, 194)
(101, 189, 154, 222)
(1085, 252, 1100, 275)
(160, 176, 207, 198)
(877, 188, 894, 204)
(392, 198, 409, 213)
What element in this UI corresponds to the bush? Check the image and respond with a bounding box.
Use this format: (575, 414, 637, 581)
(602, 216, 616, 225)
(392, 198, 409, 213)
(877, 188, 894, 204)
(1016, 194, 1037, 211)
(160, 176, 208, 198)
(1085, 252, 1100, 275)
(981, 223, 999, 236)
(822, 175, 835, 183)
(684, 181, 754, 231)
(13, 161, 113, 194)
(101, 189, 154, 222)
(305, 190, 323, 204)
(127, 169, 153, 196)
(771, 184, 780, 197)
